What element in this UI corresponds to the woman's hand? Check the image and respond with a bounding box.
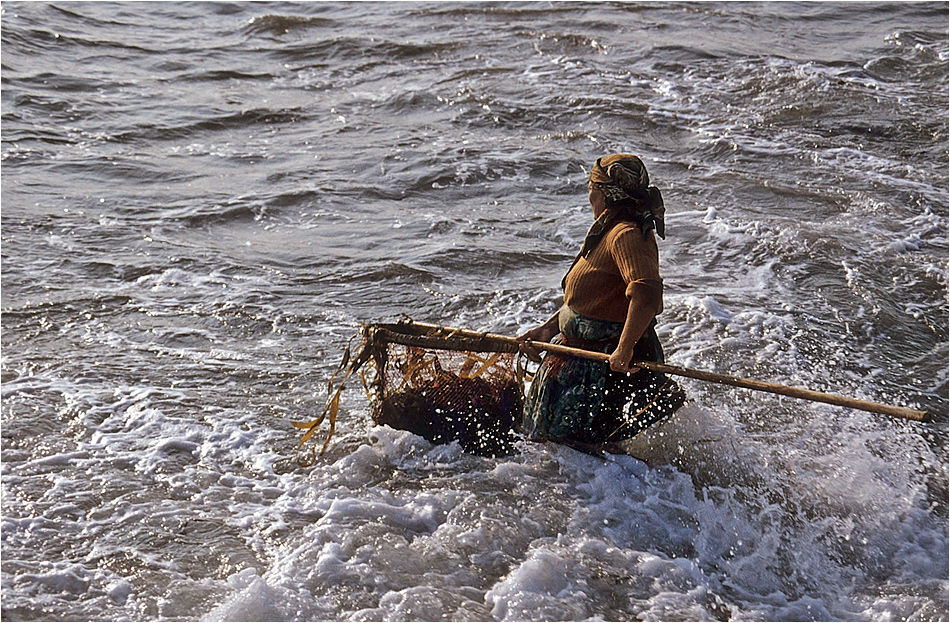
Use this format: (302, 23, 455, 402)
(608, 345, 640, 374)
(516, 317, 559, 363)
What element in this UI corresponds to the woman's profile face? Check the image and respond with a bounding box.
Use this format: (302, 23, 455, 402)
(588, 181, 606, 217)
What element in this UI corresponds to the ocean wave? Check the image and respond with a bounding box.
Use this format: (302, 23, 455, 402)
(110, 107, 308, 143)
(243, 14, 336, 37)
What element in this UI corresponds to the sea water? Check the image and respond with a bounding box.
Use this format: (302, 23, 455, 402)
(2, 2, 947, 621)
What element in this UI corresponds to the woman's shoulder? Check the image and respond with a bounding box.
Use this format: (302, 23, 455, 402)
(606, 221, 658, 255)
(609, 221, 641, 236)
(607, 221, 654, 243)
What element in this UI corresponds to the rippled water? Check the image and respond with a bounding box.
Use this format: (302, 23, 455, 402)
(2, 2, 947, 621)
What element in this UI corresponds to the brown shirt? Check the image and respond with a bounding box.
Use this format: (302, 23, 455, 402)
(563, 221, 663, 324)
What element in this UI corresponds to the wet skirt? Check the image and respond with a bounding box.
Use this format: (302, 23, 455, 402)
(520, 306, 686, 447)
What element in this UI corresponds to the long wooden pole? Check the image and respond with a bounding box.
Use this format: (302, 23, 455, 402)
(528, 340, 928, 422)
(403, 321, 929, 422)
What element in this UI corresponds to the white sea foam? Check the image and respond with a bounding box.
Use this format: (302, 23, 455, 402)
(2, 2, 946, 621)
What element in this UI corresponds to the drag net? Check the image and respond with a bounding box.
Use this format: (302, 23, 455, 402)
(293, 321, 525, 464)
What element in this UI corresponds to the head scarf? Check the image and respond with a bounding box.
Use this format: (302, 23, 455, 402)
(588, 153, 665, 240)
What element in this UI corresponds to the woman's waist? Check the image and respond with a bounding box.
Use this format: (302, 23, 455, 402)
(557, 305, 622, 344)
(561, 334, 619, 352)
(556, 305, 657, 351)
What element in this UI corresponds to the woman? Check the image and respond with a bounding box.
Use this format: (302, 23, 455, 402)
(517, 153, 685, 456)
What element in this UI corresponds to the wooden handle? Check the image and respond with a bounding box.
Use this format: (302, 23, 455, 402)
(524, 340, 929, 422)
(400, 321, 929, 422)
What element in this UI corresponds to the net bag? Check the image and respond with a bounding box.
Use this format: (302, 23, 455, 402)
(292, 321, 525, 463)
(292, 320, 685, 463)
(367, 322, 524, 457)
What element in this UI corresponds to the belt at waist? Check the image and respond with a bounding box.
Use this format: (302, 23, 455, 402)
(561, 318, 657, 352)
(562, 335, 619, 351)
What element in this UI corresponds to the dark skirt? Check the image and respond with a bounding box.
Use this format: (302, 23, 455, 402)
(520, 306, 686, 447)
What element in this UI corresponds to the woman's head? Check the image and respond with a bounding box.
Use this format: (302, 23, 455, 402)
(588, 154, 665, 238)
(589, 154, 650, 191)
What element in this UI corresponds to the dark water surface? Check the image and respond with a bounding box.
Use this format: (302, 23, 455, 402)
(2, 2, 947, 621)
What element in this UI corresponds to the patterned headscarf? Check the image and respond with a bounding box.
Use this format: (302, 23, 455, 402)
(588, 153, 666, 240)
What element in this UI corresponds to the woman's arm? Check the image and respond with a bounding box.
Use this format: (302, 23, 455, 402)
(608, 282, 662, 373)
